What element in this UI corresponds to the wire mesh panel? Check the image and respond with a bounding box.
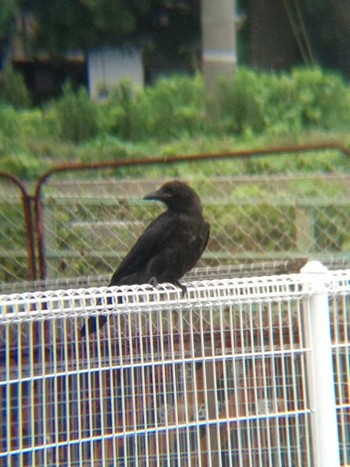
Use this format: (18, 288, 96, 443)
(5, 270, 349, 466)
(37, 171, 350, 280)
(330, 283, 350, 466)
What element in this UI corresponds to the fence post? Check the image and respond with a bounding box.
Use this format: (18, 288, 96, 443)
(0, 172, 37, 280)
(301, 260, 340, 467)
(295, 205, 314, 252)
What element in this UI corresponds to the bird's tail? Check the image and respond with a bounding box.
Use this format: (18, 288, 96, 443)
(80, 293, 123, 338)
(80, 315, 107, 338)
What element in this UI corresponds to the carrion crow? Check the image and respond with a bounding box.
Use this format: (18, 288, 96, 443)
(81, 180, 210, 337)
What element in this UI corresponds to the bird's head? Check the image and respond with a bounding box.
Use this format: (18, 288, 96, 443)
(143, 180, 203, 212)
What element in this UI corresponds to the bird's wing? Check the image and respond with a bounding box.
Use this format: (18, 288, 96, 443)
(109, 212, 174, 285)
(201, 220, 210, 257)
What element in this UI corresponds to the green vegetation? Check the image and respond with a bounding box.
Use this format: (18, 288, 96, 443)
(0, 65, 31, 108)
(0, 66, 350, 180)
(2, 66, 350, 281)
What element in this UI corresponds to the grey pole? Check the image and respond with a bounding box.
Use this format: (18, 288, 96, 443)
(201, 0, 236, 112)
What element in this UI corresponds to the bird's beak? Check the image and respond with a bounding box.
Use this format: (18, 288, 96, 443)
(143, 188, 167, 201)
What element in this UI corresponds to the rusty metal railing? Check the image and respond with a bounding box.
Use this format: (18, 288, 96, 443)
(0, 172, 36, 281)
(1, 143, 350, 282)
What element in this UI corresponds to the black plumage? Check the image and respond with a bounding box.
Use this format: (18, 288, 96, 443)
(81, 180, 210, 337)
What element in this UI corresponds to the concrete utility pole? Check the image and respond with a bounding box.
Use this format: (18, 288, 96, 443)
(201, 0, 236, 108)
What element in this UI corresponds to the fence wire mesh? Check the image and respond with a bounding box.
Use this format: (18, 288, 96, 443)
(38, 170, 350, 281)
(1, 147, 350, 283)
(1, 268, 349, 466)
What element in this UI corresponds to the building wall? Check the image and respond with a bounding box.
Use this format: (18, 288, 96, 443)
(87, 48, 144, 99)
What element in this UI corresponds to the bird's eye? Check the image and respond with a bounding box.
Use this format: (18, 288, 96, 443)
(166, 188, 176, 196)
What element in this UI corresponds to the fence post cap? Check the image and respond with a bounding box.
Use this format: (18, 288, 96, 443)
(300, 260, 328, 274)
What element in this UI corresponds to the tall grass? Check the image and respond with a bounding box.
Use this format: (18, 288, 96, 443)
(1, 66, 350, 178)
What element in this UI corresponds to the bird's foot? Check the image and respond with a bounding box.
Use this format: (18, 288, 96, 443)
(149, 277, 187, 297)
(173, 280, 187, 297)
(149, 276, 159, 287)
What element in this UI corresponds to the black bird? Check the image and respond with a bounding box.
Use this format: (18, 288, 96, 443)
(80, 180, 210, 336)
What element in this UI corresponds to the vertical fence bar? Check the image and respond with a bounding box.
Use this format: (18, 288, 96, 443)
(0, 172, 36, 280)
(301, 260, 340, 467)
(22, 194, 37, 280)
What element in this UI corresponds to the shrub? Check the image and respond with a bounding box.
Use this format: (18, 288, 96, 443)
(218, 66, 350, 135)
(54, 83, 100, 143)
(142, 73, 205, 139)
(218, 68, 267, 133)
(102, 74, 205, 141)
(290, 67, 350, 130)
(0, 65, 31, 108)
(101, 79, 139, 140)
(0, 151, 43, 179)
(0, 105, 24, 157)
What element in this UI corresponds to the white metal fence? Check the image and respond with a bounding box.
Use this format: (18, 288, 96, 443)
(0, 262, 349, 466)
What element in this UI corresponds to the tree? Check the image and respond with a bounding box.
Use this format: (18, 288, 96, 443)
(246, 0, 350, 77)
(0, 0, 18, 43)
(19, 0, 142, 55)
(249, 0, 299, 70)
(18, 0, 200, 60)
(304, 0, 350, 77)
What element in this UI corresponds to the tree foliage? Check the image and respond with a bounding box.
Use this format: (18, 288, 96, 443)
(10, 1, 350, 78)
(18, 0, 200, 58)
(0, 0, 18, 42)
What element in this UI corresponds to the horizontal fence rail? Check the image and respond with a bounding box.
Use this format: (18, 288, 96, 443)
(0, 263, 349, 466)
